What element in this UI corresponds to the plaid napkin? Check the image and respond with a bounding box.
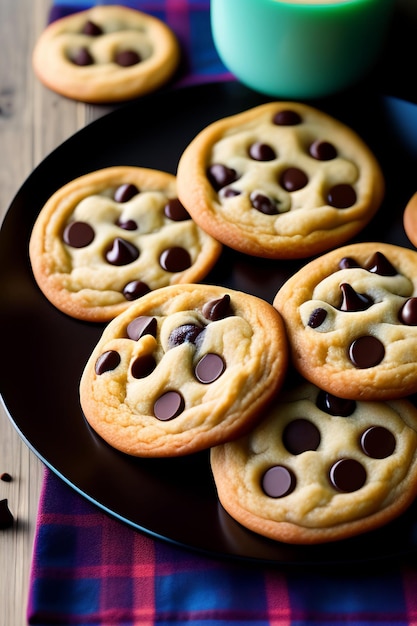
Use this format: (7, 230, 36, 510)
(27, 1, 417, 624)
(28, 469, 417, 625)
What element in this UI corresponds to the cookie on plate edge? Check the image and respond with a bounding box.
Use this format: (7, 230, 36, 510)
(29, 166, 222, 322)
(274, 242, 417, 400)
(211, 380, 417, 544)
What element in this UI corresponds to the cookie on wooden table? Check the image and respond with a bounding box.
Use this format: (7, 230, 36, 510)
(32, 5, 180, 102)
(274, 242, 417, 400)
(176, 101, 384, 259)
(211, 380, 417, 544)
(79, 284, 288, 457)
(29, 166, 222, 322)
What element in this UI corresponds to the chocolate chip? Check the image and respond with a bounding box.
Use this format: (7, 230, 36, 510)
(72, 47, 94, 66)
(131, 354, 156, 379)
(116, 218, 138, 231)
(316, 391, 356, 417)
(123, 280, 151, 301)
(159, 247, 191, 272)
(164, 198, 190, 221)
(202, 294, 233, 321)
(309, 140, 337, 161)
(95, 350, 121, 375)
(399, 298, 417, 325)
(248, 142, 276, 161)
(308, 307, 327, 328)
(0, 473, 12, 482)
(338, 256, 360, 270)
(348, 336, 385, 369)
(0, 499, 14, 529)
(360, 426, 396, 459)
(195, 353, 225, 384)
(115, 50, 141, 66)
(272, 110, 302, 126)
(105, 238, 139, 265)
(366, 252, 397, 276)
(329, 458, 366, 492)
(82, 20, 103, 36)
(126, 316, 157, 341)
(154, 391, 185, 421)
(220, 188, 241, 199)
(327, 184, 357, 208)
(250, 192, 279, 215)
(262, 466, 296, 498)
(114, 183, 139, 203)
(280, 167, 308, 192)
(207, 164, 238, 191)
(168, 324, 203, 348)
(283, 419, 321, 455)
(63, 221, 95, 248)
(339, 283, 373, 312)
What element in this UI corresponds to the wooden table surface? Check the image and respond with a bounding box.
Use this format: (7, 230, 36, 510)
(0, 1, 116, 623)
(2, 0, 417, 624)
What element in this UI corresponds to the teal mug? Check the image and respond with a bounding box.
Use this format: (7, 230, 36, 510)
(211, 0, 396, 99)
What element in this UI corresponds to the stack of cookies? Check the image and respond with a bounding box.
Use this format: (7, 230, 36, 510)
(28, 96, 417, 545)
(212, 242, 417, 544)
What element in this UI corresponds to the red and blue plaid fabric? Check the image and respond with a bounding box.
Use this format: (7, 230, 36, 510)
(27, 1, 417, 623)
(28, 470, 417, 625)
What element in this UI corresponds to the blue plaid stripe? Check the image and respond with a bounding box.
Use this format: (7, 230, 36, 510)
(154, 542, 271, 624)
(286, 570, 409, 626)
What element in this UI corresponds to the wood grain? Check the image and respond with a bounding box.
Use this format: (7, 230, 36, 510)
(0, 1, 110, 623)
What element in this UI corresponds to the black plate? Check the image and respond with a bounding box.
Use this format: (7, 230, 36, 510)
(2, 81, 417, 567)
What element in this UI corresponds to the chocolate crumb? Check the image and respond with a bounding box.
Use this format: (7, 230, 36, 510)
(0, 499, 14, 529)
(1, 472, 12, 482)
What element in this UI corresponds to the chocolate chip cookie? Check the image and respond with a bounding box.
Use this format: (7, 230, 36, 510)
(211, 380, 417, 544)
(32, 5, 180, 102)
(274, 242, 417, 400)
(29, 166, 222, 322)
(79, 284, 288, 457)
(176, 102, 384, 259)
